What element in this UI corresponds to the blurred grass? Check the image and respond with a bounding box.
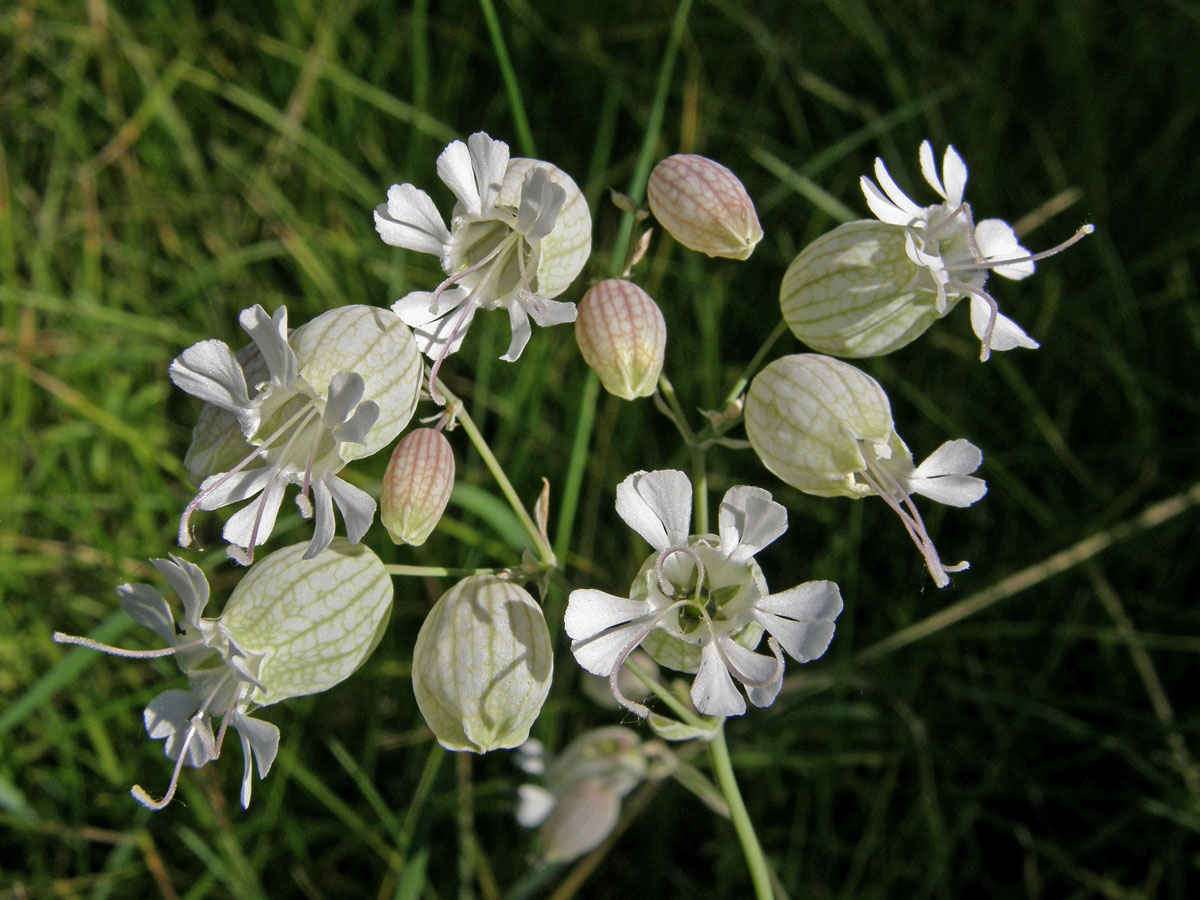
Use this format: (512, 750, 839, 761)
(2, 0, 1199, 898)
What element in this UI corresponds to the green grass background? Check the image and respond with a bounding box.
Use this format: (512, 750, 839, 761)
(2, 0, 1199, 897)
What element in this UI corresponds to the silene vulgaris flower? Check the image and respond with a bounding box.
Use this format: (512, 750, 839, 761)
(858, 140, 1093, 360)
(374, 132, 592, 398)
(52, 540, 393, 809)
(746, 353, 988, 588)
(170, 304, 421, 564)
(565, 470, 843, 718)
(780, 141, 1092, 361)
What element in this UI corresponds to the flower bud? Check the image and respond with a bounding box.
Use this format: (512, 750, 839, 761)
(575, 280, 666, 400)
(647, 154, 763, 260)
(412, 575, 553, 753)
(380, 428, 455, 545)
(780, 220, 941, 357)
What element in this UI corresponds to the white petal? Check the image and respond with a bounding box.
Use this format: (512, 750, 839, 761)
(913, 440, 982, 478)
(860, 176, 918, 227)
(116, 583, 177, 644)
(331, 400, 379, 445)
(752, 609, 836, 663)
(564, 589, 651, 640)
(323, 371, 366, 428)
(690, 641, 746, 717)
(570, 617, 655, 677)
(717, 486, 787, 562)
(144, 690, 215, 768)
(500, 302, 533, 362)
(169, 340, 252, 415)
(467, 132, 510, 212)
(393, 288, 476, 360)
(969, 297, 1039, 351)
(524, 296, 578, 328)
(516, 784, 557, 827)
(910, 473, 988, 508)
(755, 580, 844, 621)
(941, 145, 968, 208)
(234, 712, 279, 809)
(718, 636, 784, 708)
(150, 555, 211, 627)
(196, 467, 271, 511)
(374, 183, 450, 255)
(326, 475, 377, 544)
(975, 218, 1035, 280)
(436, 140, 486, 215)
(873, 157, 924, 217)
(919, 140, 945, 199)
(239, 305, 296, 390)
(615, 469, 692, 550)
(306, 480, 337, 559)
(516, 167, 566, 240)
(513, 787, 554, 830)
(222, 473, 286, 552)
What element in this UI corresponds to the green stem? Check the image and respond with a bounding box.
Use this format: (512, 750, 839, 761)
(477, 0, 536, 158)
(438, 379, 555, 566)
(691, 444, 709, 535)
(550, 0, 693, 576)
(709, 724, 775, 900)
(384, 564, 508, 578)
(722, 319, 788, 409)
(610, 0, 696, 267)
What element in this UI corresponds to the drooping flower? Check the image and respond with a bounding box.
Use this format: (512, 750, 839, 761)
(52, 540, 393, 809)
(170, 304, 422, 564)
(647, 154, 763, 260)
(411, 574, 553, 753)
(515, 727, 652, 863)
(375, 132, 591, 388)
(745, 353, 987, 587)
(781, 141, 1092, 360)
(565, 470, 842, 718)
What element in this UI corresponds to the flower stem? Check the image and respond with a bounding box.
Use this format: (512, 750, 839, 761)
(437, 379, 555, 567)
(476, 0, 536, 158)
(709, 724, 775, 900)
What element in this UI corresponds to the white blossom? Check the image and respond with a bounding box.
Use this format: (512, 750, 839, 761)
(170, 304, 421, 564)
(52, 541, 393, 809)
(375, 132, 591, 393)
(565, 470, 842, 718)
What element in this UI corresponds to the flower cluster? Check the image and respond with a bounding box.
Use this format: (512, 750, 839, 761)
(52, 126, 1089, 855)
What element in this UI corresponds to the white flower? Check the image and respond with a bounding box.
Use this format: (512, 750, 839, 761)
(375, 132, 591, 383)
(564, 470, 842, 718)
(859, 140, 1092, 360)
(52, 541, 394, 810)
(514, 727, 650, 863)
(170, 304, 421, 564)
(746, 353, 987, 588)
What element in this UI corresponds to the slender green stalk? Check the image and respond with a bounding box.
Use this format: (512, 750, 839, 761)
(550, 0, 694, 580)
(709, 725, 775, 900)
(553, 371, 600, 565)
(722, 319, 789, 409)
(438, 379, 555, 566)
(477, 0, 536, 158)
(384, 564, 508, 578)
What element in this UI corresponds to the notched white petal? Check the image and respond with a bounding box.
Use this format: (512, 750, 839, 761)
(615, 469, 693, 550)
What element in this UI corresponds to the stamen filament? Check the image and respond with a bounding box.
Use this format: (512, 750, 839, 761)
(945, 224, 1094, 274)
(51, 633, 205, 658)
(178, 403, 318, 549)
(858, 445, 964, 588)
(131, 669, 235, 810)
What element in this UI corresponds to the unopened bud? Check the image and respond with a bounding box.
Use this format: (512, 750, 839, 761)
(647, 154, 763, 260)
(412, 575, 553, 753)
(575, 280, 666, 400)
(381, 428, 455, 545)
